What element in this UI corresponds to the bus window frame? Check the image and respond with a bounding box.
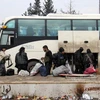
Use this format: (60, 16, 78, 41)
(17, 18, 46, 37)
(46, 19, 72, 36)
(97, 19, 100, 40)
(4, 19, 16, 29)
(6, 34, 14, 45)
(72, 19, 97, 31)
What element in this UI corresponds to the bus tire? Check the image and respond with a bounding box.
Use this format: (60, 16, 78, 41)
(27, 59, 42, 72)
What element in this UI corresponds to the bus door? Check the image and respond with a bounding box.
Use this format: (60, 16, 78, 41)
(0, 19, 16, 47)
(0, 31, 15, 46)
(8, 34, 14, 45)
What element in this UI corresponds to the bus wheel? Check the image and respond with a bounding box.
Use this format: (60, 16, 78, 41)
(27, 59, 42, 72)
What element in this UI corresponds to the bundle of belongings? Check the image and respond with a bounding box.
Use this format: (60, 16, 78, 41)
(52, 48, 72, 77)
(52, 61, 72, 77)
(18, 70, 29, 77)
(30, 63, 47, 77)
(83, 64, 97, 74)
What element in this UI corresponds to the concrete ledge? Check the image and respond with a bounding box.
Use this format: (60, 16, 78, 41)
(0, 84, 100, 98)
(0, 75, 99, 84)
(0, 75, 99, 98)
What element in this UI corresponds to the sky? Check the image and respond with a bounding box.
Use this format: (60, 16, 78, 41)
(0, 0, 99, 22)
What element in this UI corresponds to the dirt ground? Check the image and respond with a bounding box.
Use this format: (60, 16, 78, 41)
(0, 74, 99, 84)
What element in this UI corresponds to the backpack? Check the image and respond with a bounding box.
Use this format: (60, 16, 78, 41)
(39, 65, 47, 76)
(57, 53, 66, 66)
(6, 69, 14, 76)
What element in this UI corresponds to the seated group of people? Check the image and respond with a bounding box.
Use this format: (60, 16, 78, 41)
(0, 46, 95, 76)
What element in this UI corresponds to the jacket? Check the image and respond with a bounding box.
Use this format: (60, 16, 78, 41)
(15, 52, 28, 65)
(53, 52, 68, 67)
(0, 51, 10, 64)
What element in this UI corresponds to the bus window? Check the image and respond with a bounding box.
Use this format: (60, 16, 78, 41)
(18, 20, 45, 36)
(1, 31, 14, 45)
(98, 20, 100, 39)
(5, 20, 15, 28)
(73, 20, 96, 31)
(98, 20, 100, 30)
(47, 20, 71, 36)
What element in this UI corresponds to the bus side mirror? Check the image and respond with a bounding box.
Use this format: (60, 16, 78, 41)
(1, 25, 7, 30)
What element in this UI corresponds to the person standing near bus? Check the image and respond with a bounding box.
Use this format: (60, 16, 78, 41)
(0, 48, 10, 75)
(83, 49, 95, 69)
(15, 47, 28, 73)
(74, 47, 84, 74)
(42, 45, 52, 75)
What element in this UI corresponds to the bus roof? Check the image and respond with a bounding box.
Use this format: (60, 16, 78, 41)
(2, 14, 100, 24)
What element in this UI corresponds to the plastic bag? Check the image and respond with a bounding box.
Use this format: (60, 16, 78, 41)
(18, 70, 29, 76)
(65, 61, 72, 74)
(82, 93, 91, 100)
(84, 64, 97, 74)
(30, 63, 42, 76)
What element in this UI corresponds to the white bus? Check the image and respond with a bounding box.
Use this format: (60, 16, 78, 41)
(0, 14, 100, 72)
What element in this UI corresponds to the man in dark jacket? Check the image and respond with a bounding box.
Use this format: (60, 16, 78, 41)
(74, 47, 84, 74)
(42, 45, 52, 75)
(53, 47, 68, 69)
(15, 47, 28, 73)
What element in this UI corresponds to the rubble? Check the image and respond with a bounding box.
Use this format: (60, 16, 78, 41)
(0, 94, 99, 100)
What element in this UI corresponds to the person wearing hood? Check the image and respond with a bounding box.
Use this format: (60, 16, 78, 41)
(52, 47, 72, 76)
(83, 49, 94, 70)
(74, 47, 84, 74)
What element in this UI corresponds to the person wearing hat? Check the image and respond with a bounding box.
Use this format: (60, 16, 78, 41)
(53, 47, 68, 69)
